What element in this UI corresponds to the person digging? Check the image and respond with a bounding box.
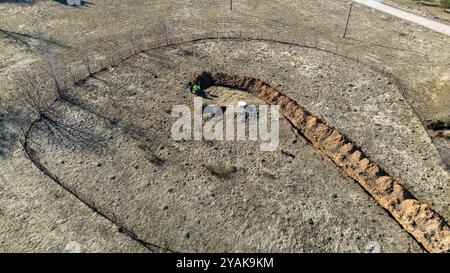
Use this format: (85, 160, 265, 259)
(192, 82, 202, 96)
(189, 81, 218, 99)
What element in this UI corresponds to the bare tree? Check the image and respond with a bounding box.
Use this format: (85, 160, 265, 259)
(16, 54, 104, 151)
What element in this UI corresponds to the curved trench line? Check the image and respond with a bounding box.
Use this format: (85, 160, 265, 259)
(18, 35, 443, 253)
(135, 34, 430, 135)
(193, 71, 450, 253)
(70, 34, 427, 135)
(186, 36, 428, 130)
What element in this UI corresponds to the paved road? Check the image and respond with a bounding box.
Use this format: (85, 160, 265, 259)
(354, 0, 450, 36)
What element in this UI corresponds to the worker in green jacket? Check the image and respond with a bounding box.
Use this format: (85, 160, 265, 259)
(192, 82, 201, 95)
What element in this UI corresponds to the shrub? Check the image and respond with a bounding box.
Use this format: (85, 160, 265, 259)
(147, 153, 165, 166)
(205, 164, 237, 179)
(137, 142, 149, 151)
(163, 105, 173, 114)
(441, 0, 450, 9)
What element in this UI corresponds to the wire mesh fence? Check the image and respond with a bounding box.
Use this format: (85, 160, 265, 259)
(10, 0, 433, 136)
(9, 0, 445, 253)
(43, 24, 410, 109)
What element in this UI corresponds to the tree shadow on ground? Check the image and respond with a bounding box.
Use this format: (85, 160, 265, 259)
(0, 105, 28, 159)
(0, 118, 17, 159)
(0, 28, 71, 49)
(32, 112, 111, 156)
(61, 92, 163, 146)
(0, 0, 94, 7)
(0, 0, 37, 4)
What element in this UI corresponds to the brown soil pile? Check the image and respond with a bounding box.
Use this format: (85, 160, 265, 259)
(193, 71, 450, 253)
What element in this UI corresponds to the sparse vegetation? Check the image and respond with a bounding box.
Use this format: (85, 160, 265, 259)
(205, 164, 237, 179)
(163, 105, 173, 114)
(1, 0, 449, 253)
(441, 0, 450, 9)
(146, 153, 165, 166)
(432, 114, 450, 124)
(137, 142, 164, 166)
(137, 142, 149, 151)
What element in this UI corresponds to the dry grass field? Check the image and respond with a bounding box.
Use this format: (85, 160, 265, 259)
(0, 0, 448, 252)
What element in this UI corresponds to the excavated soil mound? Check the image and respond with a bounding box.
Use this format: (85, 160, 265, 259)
(193, 71, 450, 253)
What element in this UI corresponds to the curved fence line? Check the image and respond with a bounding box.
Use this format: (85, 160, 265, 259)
(20, 114, 175, 253)
(17, 30, 445, 253)
(49, 30, 427, 133)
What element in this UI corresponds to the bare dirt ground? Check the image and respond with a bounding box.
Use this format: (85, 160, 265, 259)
(25, 40, 427, 252)
(0, 0, 448, 252)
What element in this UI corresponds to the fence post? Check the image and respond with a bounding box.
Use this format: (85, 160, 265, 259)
(69, 65, 76, 84)
(164, 24, 169, 46)
(343, 1, 354, 38)
(84, 52, 92, 76)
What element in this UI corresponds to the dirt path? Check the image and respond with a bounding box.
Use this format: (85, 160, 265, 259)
(355, 0, 450, 36)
